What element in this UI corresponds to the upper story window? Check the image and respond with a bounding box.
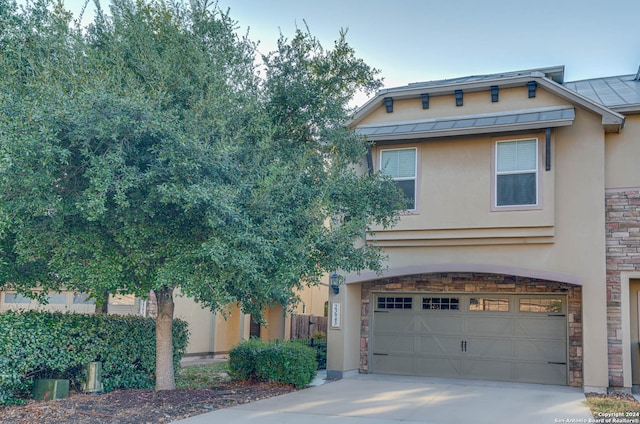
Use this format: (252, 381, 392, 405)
(495, 139, 538, 207)
(380, 147, 417, 210)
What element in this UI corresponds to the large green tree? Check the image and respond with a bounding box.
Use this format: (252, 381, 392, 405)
(0, 0, 404, 390)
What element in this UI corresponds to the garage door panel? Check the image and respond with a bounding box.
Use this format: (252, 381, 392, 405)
(466, 337, 514, 360)
(373, 334, 415, 355)
(417, 315, 464, 334)
(415, 356, 464, 378)
(372, 354, 415, 375)
(418, 335, 464, 356)
(465, 316, 513, 337)
(515, 340, 566, 362)
(515, 362, 567, 385)
(464, 359, 514, 381)
(374, 313, 414, 332)
(515, 317, 566, 339)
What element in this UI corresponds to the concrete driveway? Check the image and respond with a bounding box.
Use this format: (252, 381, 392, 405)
(175, 372, 593, 424)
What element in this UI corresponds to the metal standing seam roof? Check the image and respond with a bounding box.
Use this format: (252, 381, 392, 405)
(355, 106, 575, 141)
(563, 74, 640, 112)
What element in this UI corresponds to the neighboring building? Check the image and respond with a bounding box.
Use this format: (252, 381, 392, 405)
(327, 65, 640, 393)
(0, 284, 328, 357)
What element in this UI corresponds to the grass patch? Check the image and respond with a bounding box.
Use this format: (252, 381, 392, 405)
(585, 392, 640, 416)
(176, 362, 230, 389)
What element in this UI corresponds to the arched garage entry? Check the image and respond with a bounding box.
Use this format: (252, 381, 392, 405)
(360, 272, 582, 386)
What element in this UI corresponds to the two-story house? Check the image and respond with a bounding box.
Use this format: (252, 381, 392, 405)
(326, 65, 640, 393)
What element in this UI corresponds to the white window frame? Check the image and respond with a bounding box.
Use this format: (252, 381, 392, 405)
(493, 137, 540, 210)
(379, 147, 418, 211)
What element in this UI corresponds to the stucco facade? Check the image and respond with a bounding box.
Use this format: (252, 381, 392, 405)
(328, 66, 640, 392)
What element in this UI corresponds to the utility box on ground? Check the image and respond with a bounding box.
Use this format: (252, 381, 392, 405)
(32, 379, 69, 401)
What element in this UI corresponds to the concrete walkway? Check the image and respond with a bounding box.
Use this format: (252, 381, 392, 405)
(174, 372, 593, 424)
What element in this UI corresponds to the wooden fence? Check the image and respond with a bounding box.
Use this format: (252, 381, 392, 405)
(290, 314, 327, 339)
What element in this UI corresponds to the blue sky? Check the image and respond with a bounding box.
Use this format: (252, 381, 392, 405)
(31, 0, 640, 105)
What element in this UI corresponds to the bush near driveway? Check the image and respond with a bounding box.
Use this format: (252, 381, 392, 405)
(229, 339, 318, 388)
(0, 310, 188, 405)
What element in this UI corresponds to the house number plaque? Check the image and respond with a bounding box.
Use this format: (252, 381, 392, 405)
(331, 302, 341, 328)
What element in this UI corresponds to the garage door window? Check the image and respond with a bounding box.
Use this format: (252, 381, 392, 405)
(377, 297, 413, 310)
(422, 297, 459, 310)
(519, 298, 562, 313)
(469, 297, 509, 312)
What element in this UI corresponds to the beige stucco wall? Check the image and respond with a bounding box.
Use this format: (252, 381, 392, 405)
(329, 85, 611, 389)
(605, 114, 640, 189)
(173, 292, 217, 356)
(362, 86, 567, 125)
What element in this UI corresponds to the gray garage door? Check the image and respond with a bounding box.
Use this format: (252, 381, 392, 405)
(371, 293, 567, 385)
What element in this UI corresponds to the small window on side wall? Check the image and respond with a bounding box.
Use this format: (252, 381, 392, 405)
(495, 139, 538, 207)
(380, 147, 417, 210)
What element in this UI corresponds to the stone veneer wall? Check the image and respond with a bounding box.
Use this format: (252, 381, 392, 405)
(360, 272, 583, 387)
(605, 188, 640, 387)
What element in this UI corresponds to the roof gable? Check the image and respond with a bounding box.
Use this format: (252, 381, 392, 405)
(350, 66, 625, 134)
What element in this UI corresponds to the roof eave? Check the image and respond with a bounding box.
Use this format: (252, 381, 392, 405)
(362, 118, 575, 142)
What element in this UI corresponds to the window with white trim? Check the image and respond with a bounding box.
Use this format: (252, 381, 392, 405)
(495, 139, 538, 207)
(380, 147, 417, 210)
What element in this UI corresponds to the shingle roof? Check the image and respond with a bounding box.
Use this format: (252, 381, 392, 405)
(563, 75, 640, 112)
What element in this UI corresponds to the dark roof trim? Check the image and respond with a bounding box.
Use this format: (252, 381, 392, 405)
(355, 106, 575, 141)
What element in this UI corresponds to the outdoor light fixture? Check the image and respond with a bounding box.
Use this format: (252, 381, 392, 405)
(527, 81, 537, 98)
(421, 93, 430, 109)
(491, 86, 499, 102)
(455, 90, 463, 106)
(384, 97, 394, 113)
(329, 273, 340, 295)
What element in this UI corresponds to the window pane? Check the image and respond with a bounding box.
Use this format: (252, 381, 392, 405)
(381, 149, 416, 178)
(497, 140, 536, 172)
(377, 296, 413, 310)
(396, 180, 415, 209)
(381, 150, 399, 177)
(109, 294, 135, 305)
(516, 140, 536, 170)
(73, 293, 95, 305)
(497, 173, 536, 206)
(46, 293, 67, 305)
(4, 293, 31, 304)
(423, 297, 460, 310)
(396, 149, 416, 178)
(519, 298, 563, 313)
(497, 142, 517, 172)
(469, 298, 509, 312)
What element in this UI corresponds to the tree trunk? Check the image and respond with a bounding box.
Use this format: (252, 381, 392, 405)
(154, 286, 176, 391)
(97, 291, 109, 314)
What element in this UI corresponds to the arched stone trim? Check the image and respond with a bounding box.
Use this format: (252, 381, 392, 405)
(360, 271, 583, 387)
(347, 263, 583, 286)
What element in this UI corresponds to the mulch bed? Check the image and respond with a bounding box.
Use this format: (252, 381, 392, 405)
(0, 381, 296, 424)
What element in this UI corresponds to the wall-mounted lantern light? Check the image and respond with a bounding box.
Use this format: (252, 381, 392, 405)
(491, 86, 499, 102)
(527, 81, 537, 98)
(421, 93, 430, 109)
(455, 90, 463, 106)
(329, 273, 340, 295)
(384, 97, 394, 113)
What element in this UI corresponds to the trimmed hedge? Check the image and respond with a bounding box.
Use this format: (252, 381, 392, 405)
(0, 310, 189, 405)
(228, 339, 317, 388)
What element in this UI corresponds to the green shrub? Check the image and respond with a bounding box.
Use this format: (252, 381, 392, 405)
(0, 310, 189, 405)
(291, 338, 327, 370)
(229, 339, 317, 388)
(227, 338, 264, 381)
